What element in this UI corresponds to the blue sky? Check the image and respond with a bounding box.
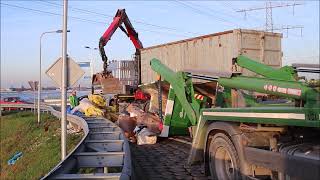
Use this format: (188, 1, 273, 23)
(1, 0, 319, 88)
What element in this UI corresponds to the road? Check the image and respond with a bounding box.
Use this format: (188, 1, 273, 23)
(130, 136, 209, 180)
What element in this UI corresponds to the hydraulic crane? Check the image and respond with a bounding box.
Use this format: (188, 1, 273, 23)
(92, 9, 144, 94)
(150, 55, 320, 179)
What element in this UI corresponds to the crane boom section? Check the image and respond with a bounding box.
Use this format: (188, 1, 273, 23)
(218, 76, 317, 101)
(236, 55, 296, 81)
(99, 9, 143, 73)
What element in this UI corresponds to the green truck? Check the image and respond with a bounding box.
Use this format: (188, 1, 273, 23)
(149, 55, 319, 180)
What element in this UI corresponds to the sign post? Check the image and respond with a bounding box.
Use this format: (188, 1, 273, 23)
(46, 57, 84, 160)
(28, 81, 39, 115)
(61, 0, 68, 160)
(46, 55, 84, 160)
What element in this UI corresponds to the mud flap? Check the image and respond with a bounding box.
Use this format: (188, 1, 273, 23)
(187, 116, 208, 165)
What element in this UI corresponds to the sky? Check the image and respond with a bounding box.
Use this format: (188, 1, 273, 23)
(1, 0, 319, 88)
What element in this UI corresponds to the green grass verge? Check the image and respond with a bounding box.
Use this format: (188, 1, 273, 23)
(0, 111, 83, 180)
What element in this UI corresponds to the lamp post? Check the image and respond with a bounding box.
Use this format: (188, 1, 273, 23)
(84, 46, 98, 79)
(38, 29, 70, 125)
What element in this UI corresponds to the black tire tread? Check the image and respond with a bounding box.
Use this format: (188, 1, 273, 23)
(209, 133, 241, 180)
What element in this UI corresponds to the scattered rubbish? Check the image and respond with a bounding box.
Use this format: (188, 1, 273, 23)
(126, 103, 145, 117)
(7, 152, 23, 165)
(127, 104, 162, 134)
(67, 105, 83, 116)
(84, 106, 104, 117)
(71, 96, 106, 117)
(135, 126, 157, 145)
(140, 85, 169, 114)
(118, 114, 137, 140)
(67, 122, 82, 134)
(71, 98, 92, 114)
(44, 125, 49, 132)
(72, 111, 84, 117)
(116, 103, 162, 145)
(88, 94, 106, 107)
(136, 113, 162, 134)
(66, 105, 73, 114)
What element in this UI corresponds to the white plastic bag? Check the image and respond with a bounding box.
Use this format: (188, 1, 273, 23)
(71, 98, 92, 114)
(136, 127, 157, 145)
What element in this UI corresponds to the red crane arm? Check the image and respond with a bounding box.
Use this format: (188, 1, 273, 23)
(99, 9, 143, 73)
(100, 16, 122, 46)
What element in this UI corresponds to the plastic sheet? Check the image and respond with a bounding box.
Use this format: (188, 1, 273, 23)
(7, 152, 23, 165)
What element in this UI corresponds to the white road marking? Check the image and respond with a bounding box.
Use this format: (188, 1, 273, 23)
(202, 112, 305, 120)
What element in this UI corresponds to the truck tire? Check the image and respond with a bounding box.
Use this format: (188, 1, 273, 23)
(208, 133, 241, 180)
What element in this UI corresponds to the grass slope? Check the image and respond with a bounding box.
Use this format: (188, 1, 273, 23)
(0, 112, 83, 180)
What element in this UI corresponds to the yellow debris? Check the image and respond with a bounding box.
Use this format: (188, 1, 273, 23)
(84, 106, 104, 116)
(88, 94, 106, 107)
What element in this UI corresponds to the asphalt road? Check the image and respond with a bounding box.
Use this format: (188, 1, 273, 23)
(130, 136, 209, 180)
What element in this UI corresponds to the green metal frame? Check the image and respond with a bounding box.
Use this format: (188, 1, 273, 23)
(163, 87, 191, 135)
(201, 107, 320, 127)
(151, 58, 201, 125)
(150, 56, 320, 131)
(162, 86, 208, 135)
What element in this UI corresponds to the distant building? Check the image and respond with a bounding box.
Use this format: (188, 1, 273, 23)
(108, 60, 138, 87)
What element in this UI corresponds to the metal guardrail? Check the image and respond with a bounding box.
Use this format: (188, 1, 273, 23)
(0, 104, 131, 180)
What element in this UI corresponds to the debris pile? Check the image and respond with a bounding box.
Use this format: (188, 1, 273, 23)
(117, 103, 162, 145)
(68, 93, 161, 145)
(70, 94, 107, 117)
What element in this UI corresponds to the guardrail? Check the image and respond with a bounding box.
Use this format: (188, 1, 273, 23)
(0, 104, 88, 133)
(0, 103, 131, 180)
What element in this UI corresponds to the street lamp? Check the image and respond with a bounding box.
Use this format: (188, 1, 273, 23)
(38, 29, 70, 124)
(84, 46, 97, 50)
(84, 46, 98, 79)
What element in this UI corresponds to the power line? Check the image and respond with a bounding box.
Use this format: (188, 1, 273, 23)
(137, 27, 190, 38)
(215, 1, 264, 23)
(236, 1, 304, 32)
(186, 0, 260, 27)
(173, 0, 239, 27)
(236, 2, 304, 13)
(1, 2, 190, 38)
(273, 25, 304, 37)
(1, 2, 107, 25)
(186, 1, 240, 20)
(37, 0, 200, 36)
(180, 1, 267, 28)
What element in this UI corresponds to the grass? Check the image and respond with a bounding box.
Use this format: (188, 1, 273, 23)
(0, 111, 83, 180)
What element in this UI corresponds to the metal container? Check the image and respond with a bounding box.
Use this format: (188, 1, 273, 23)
(140, 29, 282, 84)
(108, 60, 138, 86)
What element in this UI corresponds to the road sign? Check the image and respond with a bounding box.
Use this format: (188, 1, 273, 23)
(28, 81, 39, 91)
(46, 57, 85, 87)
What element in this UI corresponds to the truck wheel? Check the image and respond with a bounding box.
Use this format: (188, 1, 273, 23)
(208, 133, 241, 180)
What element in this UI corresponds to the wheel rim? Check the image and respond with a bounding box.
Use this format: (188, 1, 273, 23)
(210, 146, 235, 180)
